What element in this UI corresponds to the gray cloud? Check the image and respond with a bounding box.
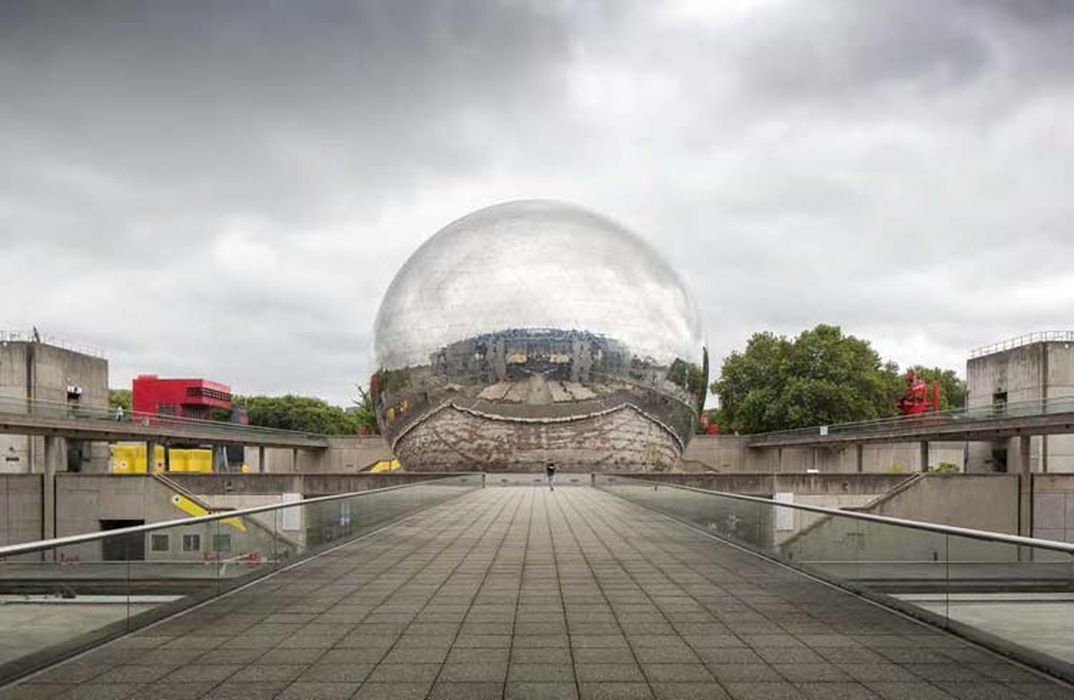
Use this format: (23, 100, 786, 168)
(2, 0, 1073, 404)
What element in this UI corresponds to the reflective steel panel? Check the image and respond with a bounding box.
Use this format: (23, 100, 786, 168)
(372, 199, 707, 471)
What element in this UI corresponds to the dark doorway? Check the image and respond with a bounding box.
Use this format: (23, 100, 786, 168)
(991, 448, 1008, 473)
(99, 519, 145, 561)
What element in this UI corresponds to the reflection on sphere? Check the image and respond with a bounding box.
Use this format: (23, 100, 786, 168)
(372, 199, 707, 472)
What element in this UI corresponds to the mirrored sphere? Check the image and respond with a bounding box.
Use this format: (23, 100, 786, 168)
(372, 199, 707, 472)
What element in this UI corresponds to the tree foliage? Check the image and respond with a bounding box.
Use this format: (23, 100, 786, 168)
(711, 325, 905, 434)
(240, 394, 363, 435)
(907, 365, 967, 411)
(108, 389, 131, 411)
(351, 384, 380, 435)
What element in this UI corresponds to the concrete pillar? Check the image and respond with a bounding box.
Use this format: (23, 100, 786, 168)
(777, 448, 783, 473)
(42, 436, 65, 540)
(258, 445, 266, 474)
(1018, 435, 1032, 537)
(919, 441, 929, 473)
(146, 440, 157, 474)
(855, 444, 864, 473)
(292, 448, 299, 473)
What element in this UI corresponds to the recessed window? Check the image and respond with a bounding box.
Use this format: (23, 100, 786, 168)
(150, 534, 169, 552)
(182, 534, 201, 552)
(212, 534, 232, 553)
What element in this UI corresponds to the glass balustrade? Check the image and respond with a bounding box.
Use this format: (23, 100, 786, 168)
(0, 474, 481, 684)
(595, 475, 1074, 680)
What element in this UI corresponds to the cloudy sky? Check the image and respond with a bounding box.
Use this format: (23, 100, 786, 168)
(3, 0, 1073, 405)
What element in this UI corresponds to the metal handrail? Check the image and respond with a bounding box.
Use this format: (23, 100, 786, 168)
(0, 395, 326, 441)
(970, 330, 1074, 359)
(0, 475, 477, 558)
(746, 395, 1074, 443)
(601, 476, 1074, 555)
(0, 330, 106, 358)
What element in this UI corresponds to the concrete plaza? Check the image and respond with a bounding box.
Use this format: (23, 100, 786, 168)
(3, 486, 1072, 700)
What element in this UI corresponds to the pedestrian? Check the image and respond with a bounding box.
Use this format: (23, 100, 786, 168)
(114, 405, 124, 421)
(545, 461, 556, 491)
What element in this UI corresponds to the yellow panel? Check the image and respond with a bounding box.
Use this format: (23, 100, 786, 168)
(169, 494, 246, 532)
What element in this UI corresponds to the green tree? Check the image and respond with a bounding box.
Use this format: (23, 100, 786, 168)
(108, 389, 131, 411)
(242, 394, 361, 435)
(351, 384, 380, 435)
(711, 325, 903, 433)
(907, 365, 967, 411)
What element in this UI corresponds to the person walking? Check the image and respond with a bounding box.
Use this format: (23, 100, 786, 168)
(545, 461, 557, 491)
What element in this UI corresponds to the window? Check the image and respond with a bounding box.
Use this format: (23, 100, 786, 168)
(212, 534, 232, 553)
(151, 534, 169, 552)
(182, 534, 201, 552)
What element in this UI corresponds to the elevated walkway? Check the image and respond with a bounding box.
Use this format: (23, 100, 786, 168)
(3, 486, 1071, 699)
(746, 396, 1074, 448)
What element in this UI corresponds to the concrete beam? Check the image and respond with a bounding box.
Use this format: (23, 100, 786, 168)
(747, 410, 1074, 448)
(42, 435, 64, 540)
(0, 411, 329, 450)
(1019, 435, 1032, 537)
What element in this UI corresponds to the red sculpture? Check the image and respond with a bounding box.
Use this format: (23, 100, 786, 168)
(897, 370, 939, 415)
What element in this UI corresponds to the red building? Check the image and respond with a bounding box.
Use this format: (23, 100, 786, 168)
(132, 375, 232, 420)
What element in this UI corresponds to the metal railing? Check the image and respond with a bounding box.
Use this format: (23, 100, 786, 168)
(0, 395, 327, 443)
(0, 330, 106, 358)
(597, 475, 1074, 682)
(746, 395, 1074, 444)
(598, 475, 1074, 554)
(970, 330, 1074, 359)
(0, 474, 482, 684)
(0, 475, 476, 558)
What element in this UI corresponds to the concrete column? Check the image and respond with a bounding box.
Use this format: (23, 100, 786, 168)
(146, 440, 157, 474)
(777, 448, 783, 473)
(855, 444, 864, 473)
(42, 436, 65, 540)
(918, 441, 929, 473)
(292, 448, 299, 473)
(258, 445, 267, 474)
(1018, 435, 1032, 537)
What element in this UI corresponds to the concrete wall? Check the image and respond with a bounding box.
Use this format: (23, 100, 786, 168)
(0, 341, 109, 474)
(243, 436, 392, 474)
(783, 474, 1020, 564)
(966, 341, 1074, 473)
(683, 435, 966, 474)
(163, 472, 459, 497)
(1032, 474, 1074, 543)
(621, 472, 912, 497)
(0, 474, 42, 545)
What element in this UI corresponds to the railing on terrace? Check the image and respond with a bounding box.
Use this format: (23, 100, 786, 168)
(746, 395, 1074, 444)
(0, 330, 106, 358)
(0, 395, 326, 442)
(970, 330, 1074, 359)
(0, 474, 482, 684)
(596, 475, 1074, 682)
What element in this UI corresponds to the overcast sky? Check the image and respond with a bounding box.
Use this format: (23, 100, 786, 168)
(3, 1, 1073, 405)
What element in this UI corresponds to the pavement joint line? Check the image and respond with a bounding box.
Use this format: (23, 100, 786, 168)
(345, 486, 517, 695)
(421, 488, 525, 692)
(596, 484, 1074, 692)
(0, 484, 480, 693)
(542, 487, 585, 700)
(505, 484, 538, 698)
(555, 487, 731, 697)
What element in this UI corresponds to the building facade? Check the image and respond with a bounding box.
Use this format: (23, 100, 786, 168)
(0, 334, 109, 473)
(966, 332, 1074, 473)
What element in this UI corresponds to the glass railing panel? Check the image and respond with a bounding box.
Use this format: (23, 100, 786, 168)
(595, 475, 1074, 681)
(0, 475, 481, 685)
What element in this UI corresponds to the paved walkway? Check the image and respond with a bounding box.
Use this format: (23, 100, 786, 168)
(4, 487, 1073, 700)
